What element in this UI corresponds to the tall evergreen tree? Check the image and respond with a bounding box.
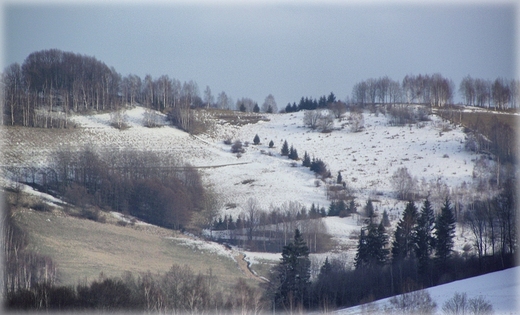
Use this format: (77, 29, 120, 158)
(327, 200, 337, 217)
(336, 172, 343, 184)
(327, 92, 337, 104)
(348, 200, 357, 214)
(434, 197, 456, 268)
(273, 229, 311, 310)
(373, 221, 389, 266)
(253, 103, 260, 112)
(336, 200, 347, 217)
(302, 151, 311, 167)
(281, 140, 289, 156)
(319, 206, 327, 217)
(355, 228, 368, 269)
(319, 257, 332, 276)
(288, 145, 299, 160)
(309, 203, 320, 219)
(355, 220, 389, 269)
(391, 201, 418, 262)
(382, 210, 391, 227)
(364, 199, 375, 223)
(269, 140, 274, 148)
(414, 198, 436, 282)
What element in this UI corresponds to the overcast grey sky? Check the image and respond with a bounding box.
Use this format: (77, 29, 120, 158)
(3, 1, 517, 107)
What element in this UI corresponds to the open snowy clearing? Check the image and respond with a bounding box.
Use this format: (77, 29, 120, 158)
(336, 266, 520, 315)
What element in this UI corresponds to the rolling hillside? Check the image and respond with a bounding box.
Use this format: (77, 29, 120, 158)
(2, 105, 516, 310)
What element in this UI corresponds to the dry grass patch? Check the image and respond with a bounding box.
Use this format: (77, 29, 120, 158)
(13, 208, 252, 289)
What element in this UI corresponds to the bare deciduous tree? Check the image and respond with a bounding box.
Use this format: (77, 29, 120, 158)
(262, 94, 278, 113)
(349, 112, 364, 132)
(245, 197, 261, 241)
(203, 85, 214, 108)
(385, 290, 437, 315)
(143, 108, 162, 127)
(328, 101, 347, 119)
(217, 91, 233, 109)
(442, 292, 493, 315)
(391, 167, 417, 200)
(303, 110, 321, 129)
(109, 106, 128, 129)
(304, 109, 334, 132)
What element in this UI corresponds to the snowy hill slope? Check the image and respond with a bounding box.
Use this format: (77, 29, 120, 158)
(336, 266, 520, 315)
(3, 106, 493, 260)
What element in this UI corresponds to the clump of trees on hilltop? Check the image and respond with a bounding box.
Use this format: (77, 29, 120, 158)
(1, 49, 278, 132)
(284, 75, 518, 112)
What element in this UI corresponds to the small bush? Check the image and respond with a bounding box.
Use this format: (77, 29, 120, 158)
(80, 207, 105, 223)
(143, 109, 163, 128)
(32, 200, 51, 212)
(442, 292, 493, 315)
(385, 290, 437, 315)
(231, 140, 245, 153)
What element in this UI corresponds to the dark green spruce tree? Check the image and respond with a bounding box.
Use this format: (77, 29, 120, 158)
(336, 200, 347, 217)
(272, 229, 311, 311)
(314, 257, 337, 310)
(391, 200, 418, 263)
(302, 151, 311, 167)
(355, 228, 368, 269)
(434, 197, 456, 270)
(382, 210, 391, 227)
(414, 198, 436, 285)
(288, 145, 299, 160)
(364, 199, 375, 224)
(281, 140, 289, 156)
(253, 134, 260, 145)
(348, 200, 357, 214)
(327, 200, 337, 217)
(355, 220, 389, 269)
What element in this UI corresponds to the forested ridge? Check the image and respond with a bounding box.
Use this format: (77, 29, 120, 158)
(2, 49, 519, 129)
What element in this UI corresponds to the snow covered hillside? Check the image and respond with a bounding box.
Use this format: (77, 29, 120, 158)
(336, 266, 520, 314)
(3, 106, 492, 260)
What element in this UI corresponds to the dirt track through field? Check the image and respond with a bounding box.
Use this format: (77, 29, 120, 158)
(234, 253, 268, 283)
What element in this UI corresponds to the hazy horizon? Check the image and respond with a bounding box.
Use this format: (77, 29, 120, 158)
(4, 1, 517, 106)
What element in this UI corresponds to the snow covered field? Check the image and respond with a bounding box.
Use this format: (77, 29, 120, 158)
(3, 106, 489, 257)
(336, 266, 520, 315)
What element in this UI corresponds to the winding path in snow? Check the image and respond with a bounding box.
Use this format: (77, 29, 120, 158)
(234, 253, 268, 283)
